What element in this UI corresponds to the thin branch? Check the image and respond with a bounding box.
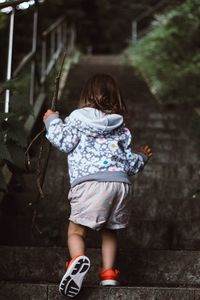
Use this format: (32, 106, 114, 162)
(51, 51, 67, 111)
(25, 127, 45, 156)
(30, 51, 67, 234)
(31, 206, 43, 235)
(36, 136, 45, 199)
(26, 51, 67, 157)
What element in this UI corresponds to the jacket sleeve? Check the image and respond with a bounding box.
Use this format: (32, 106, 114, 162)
(122, 127, 148, 175)
(43, 115, 80, 154)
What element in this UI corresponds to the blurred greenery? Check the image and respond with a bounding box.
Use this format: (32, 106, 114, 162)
(126, 0, 200, 105)
(0, 12, 7, 30)
(0, 84, 33, 191)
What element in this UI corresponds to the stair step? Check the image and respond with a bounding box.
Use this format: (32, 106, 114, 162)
(4, 144, 198, 226)
(133, 121, 178, 131)
(79, 55, 125, 65)
(2, 216, 200, 249)
(1, 247, 200, 287)
(0, 283, 199, 300)
(3, 164, 198, 219)
(2, 185, 198, 221)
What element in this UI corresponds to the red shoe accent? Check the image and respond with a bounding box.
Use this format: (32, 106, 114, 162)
(65, 253, 85, 269)
(99, 268, 120, 281)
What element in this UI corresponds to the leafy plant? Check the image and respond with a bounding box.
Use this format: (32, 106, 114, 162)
(0, 84, 33, 192)
(0, 12, 7, 31)
(126, 0, 200, 105)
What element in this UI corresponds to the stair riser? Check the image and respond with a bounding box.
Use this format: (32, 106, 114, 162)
(2, 217, 200, 250)
(1, 247, 200, 286)
(0, 284, 199, 300)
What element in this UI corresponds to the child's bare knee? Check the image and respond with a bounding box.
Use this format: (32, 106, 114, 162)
(68, 221, 87, 238)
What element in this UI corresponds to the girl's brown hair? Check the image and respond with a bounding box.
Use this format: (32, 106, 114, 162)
(79, 73, 127, 116)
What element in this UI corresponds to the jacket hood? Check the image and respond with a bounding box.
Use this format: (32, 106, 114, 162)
(68, 108, 123, 135)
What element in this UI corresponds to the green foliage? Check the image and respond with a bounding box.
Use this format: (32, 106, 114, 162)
(0, 169, 7, 192)
(126, 0, 200, 105)
(0, 84, 33, 191)
(0, 12, 7, 31)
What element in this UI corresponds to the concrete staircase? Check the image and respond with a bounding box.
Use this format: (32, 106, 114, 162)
(0, 55, 200, 299)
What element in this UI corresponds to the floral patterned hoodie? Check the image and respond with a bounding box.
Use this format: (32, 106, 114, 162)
(44, 107, 148, 187)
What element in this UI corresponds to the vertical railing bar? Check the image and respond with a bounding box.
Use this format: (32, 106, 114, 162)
(64, 22, 67, 47)
(70, 25, 75, 54)
(5, 7, 15, 113)
(60, 23, 64, 50)
(56, 26, 59, 51)
(30, 0, 38, 105)
(132, 21, 137, 43)
(63, 21, 66, 46)
(59, 24, 62, 49)
(62, 22, 65, 46)
(58, 25, 62, 52)
(41, 18, 74, 85)
(50, 30, 55, 58)
(68, 27, 72, 54)
(41, 39, 46, 83)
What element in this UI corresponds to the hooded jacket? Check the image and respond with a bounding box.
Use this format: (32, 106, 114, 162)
(44, 107, 147, 187)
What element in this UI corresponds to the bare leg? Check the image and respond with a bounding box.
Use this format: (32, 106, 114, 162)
(101, 229, 117, 271)
(67, 221, 88, 258)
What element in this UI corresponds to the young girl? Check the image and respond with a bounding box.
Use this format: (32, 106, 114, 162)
(43, 73, 152, 297)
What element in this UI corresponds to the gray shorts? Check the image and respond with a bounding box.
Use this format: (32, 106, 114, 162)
(68, 181, 132, 231)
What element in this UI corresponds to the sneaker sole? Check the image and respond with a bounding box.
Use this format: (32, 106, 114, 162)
(100, 279, 119, 286)
(59, 255, 90, 297)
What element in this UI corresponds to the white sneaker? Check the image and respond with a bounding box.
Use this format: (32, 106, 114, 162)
(59, 255, 90, 297)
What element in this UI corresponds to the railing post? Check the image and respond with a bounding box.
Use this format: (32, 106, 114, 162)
(68, 25, 75, 54)
(64, 22, 67, 46)
(132, 20, 137, 44)
(41, 38, 46, 83)
(39, 17, 74, 84)
(50, 31, 55, 57)
(4, 7, 15, 113)
(29, 0, 39, 105)
(62, 21, 67, 47)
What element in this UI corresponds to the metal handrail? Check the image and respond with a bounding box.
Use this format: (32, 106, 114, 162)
(0, 0, 29, 9)
(135, 0, 169, 22)
(131, 0, 169, 43)
(40, 16, 73, 84)
(13, 50, 35, 77)
(1, 0, 76, 113)
(42, 16, 65, 37)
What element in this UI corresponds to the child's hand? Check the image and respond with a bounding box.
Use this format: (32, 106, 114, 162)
(43, 109, 59, 121)
(138, 145, 152, 159)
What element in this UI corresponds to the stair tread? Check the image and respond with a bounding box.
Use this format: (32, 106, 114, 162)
(0, 282, 200, 300)
(1, 246, 200, 286)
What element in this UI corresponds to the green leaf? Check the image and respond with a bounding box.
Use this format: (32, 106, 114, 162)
(6, 140, 27, 171)
(0, 78, 18, 95)
(126, 0, 200, 105)
(0, 135, 13, 163)
(0, 113, 14, 125)
(3, 116, 28, 147)
(10, 94, 34, 117)
(0, 169, 7, 192)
